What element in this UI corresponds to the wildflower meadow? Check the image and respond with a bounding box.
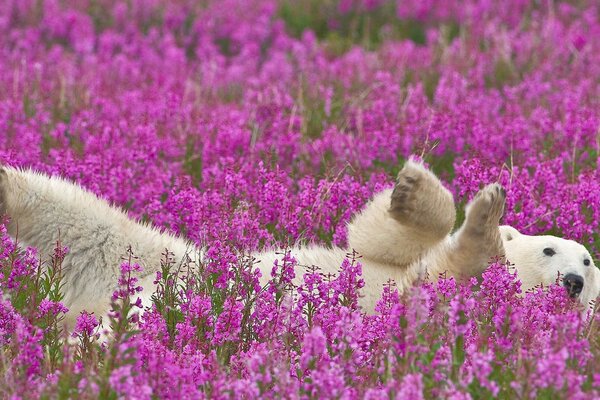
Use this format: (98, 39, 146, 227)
(2, 0, 600, 398)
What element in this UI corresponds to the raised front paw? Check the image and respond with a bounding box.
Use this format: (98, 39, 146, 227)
(388, 158, 456, 239)
(388, 160, 424, 222)
(465, 183, 506, 231)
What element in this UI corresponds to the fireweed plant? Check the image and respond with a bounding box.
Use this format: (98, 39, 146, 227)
(1, 0, 600, 397)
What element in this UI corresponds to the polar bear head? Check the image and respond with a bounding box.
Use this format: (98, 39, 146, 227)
(499, 226, 600, 307)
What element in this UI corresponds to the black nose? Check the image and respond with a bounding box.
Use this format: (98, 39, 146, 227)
(563, 273, 584, 298)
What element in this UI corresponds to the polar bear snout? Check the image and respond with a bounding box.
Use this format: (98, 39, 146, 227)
(563, 273, 584, 298)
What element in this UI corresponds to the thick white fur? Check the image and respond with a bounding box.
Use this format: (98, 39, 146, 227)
(499, 226, 600, 308)
(0, 167, 201, 323)
(0, 160, 597, 327)
(255, 160, 506, 311)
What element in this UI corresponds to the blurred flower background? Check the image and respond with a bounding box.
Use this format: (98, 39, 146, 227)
(1, 0, 600, 397)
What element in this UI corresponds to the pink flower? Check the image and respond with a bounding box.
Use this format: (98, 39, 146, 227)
(72, 311, 99, 338)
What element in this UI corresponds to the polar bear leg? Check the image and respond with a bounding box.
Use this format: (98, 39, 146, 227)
(434, 183, 506, 279)
(347, 159, 456, 266)
(0, 166, 199, 329)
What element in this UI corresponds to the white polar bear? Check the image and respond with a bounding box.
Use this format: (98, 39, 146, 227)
(0, 159, 598, 327)
(254, 160, 507, 311)
(499, 225, 600, 308)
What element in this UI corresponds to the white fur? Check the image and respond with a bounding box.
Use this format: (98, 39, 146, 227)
(0, 167, 201, 322)
(0, 161, 597, 327)
(500, 226, 600, 308)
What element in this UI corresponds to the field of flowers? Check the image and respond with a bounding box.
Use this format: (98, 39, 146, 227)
(1, 0, 600, 398)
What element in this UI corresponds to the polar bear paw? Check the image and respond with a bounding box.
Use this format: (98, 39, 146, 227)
(389, 160, 422, 222)
(389, 159, 456, 239)
(449, 183, 507, 276)
(460, 183, 506, 260)
(465, 183, 506, 229)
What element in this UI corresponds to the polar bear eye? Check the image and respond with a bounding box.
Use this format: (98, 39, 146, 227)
(543, 248, 556, 256)
(584, 259, 591, 266)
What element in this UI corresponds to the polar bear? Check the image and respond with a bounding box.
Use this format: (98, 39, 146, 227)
(253, 160, 507, 311)
(0, 159, 598, 326)
(499, 225, 600, 308)
(255, 162, 600, 311)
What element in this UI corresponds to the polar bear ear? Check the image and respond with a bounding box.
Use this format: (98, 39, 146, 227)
(499, 225, 521, 242)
